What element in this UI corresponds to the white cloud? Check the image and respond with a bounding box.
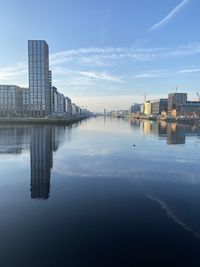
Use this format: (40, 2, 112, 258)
(78, 71, 124, 83)
(150, 0, 190, 31)
(1, 42, 200, 103)
(0, 63, 28, 87)
(0, 63, 27, 79)
(49, 43, 200, 67)
(178, 68, 200, 74)
(133, 70, 167, 79)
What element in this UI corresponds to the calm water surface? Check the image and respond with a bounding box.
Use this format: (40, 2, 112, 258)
(0, 117, 200, 267)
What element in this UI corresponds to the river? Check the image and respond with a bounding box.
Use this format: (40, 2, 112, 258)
(0, 117, 200, 266)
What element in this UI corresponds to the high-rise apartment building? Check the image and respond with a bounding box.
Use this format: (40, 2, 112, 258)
(0, 41, 84, 119)
(28, 40, 51, 117)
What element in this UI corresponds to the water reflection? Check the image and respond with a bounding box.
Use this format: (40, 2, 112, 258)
(0, 118, 200, 266)
(130, 119, 200, 145)
(30, 127, 52, 199)
(0, 127, 30, 154)
(0, 125, 67, 200)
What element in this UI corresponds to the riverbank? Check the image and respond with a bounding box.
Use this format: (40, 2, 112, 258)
(0, 115, 91, 125)
(127, 114, 200, 125)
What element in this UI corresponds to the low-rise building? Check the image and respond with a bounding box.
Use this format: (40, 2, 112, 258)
(0, 85, 25, 117)
(179, 101, 200, 117)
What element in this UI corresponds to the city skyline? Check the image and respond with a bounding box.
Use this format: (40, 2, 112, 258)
(1, 0, 200, 111)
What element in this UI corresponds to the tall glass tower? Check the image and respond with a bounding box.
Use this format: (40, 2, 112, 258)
(28, 40, 51, 117)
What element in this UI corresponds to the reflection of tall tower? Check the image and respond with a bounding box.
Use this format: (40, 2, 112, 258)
(30, 126, 53, 199)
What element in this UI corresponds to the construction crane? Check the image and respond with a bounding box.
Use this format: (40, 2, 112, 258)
(196, 92, 200, 101)
(143, 94, 149, 102)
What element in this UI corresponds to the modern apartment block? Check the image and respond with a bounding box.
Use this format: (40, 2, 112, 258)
(72, 103, 81, 116)
(64, 97, 72, 117)
(57, 92, 65, 117)
(22, 88, 30, 116)
(50, 86, 65, 117)
(0, 85, 26, 117)
(28, 40, 51, 117)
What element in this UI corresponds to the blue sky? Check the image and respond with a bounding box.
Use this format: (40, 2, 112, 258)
(0, 0, 200, 111)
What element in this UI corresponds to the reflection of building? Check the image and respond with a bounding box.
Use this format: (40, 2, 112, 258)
(30, 127, 53, 199)
(52, 126, 66, 151)
(143, 120, 152, 134)
(135, 120, 200, 145)
(0, 126, 30, 154)
(30, 125, 67, 199)
(167, 124, 185, 145)
(158, 122, 167, 137)
(0, 125, 67, 199)
(130, 119, 141, 129)
(150, 122, 167, 137)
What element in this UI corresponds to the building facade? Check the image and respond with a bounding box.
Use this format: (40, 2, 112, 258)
(179, 101, 200, 117)
(0, 85, 26, 117)
(129, 103, 141, 114)
(151, 99, 168, 115)
(28, 40, 50, 117)
(144, 101, 152, 115)
(64, 97, 72, 117)
(168, 93, 187, 116)
(22, 88, 30, 116)
(57, 92, 65, 117)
